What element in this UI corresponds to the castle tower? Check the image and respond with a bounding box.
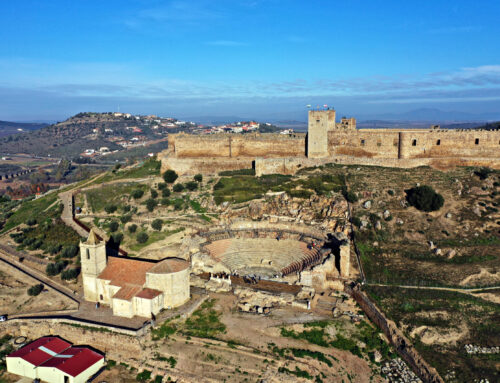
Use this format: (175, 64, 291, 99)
(307, 109, 336, 158)
(80, 228, 107, 302)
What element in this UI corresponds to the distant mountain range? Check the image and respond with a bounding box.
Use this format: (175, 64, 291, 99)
(360, 108, 500, 122)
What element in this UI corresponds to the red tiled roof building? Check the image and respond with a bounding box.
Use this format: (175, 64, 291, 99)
(80, 229, 190, 318)
(6, 336, 105, 382)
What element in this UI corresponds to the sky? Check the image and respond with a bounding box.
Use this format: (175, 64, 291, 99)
(1, 0, 500, 122)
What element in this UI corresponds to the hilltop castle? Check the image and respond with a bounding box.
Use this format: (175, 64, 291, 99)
(159, 109, 500, 175)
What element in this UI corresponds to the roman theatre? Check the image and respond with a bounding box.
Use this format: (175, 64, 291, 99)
(190, 222, 351, 296)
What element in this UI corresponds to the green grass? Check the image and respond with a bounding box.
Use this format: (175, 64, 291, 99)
(281, 319, 393, 362)
(152, 320, 177, 340)
(85, 183, 148, 212)
(182, 299, 226, 339)
(128, 227, 184, 251)
(1, 193, 58, 233)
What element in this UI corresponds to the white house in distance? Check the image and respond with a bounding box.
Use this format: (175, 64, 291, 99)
(6, 336, 105, 383)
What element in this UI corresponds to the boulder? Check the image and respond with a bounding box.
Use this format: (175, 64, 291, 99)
(363, 200, 372, 209)
(375, 221, 382, 230)
(383, 209, 391, 219)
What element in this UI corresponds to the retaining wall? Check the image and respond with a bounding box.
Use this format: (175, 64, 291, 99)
(345, 283, 444, 383)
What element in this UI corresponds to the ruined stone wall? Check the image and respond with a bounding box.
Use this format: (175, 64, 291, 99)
(255, 155, 500, 176)
(161, 156, 254, 176)
(328, 129, 500, 159)
(398, 130, 500, 159)
(169, 133, 305, 159)
(328, 130, 400, 158)
(346, 283, 444, 383)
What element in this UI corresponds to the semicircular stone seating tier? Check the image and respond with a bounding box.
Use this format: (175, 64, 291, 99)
(203, 238, 322, 277)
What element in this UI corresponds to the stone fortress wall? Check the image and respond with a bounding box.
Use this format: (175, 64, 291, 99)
(160, 108, 500, 175)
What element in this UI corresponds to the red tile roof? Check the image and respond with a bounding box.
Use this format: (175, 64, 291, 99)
(112, 284, 142, 301)
(8, 337, 103, 377)
(148, 258, 189, 274)
(135, 287, 162, 299)
(7, 337, 71, 366)
(98, 257, 156, 286)
(39, 347, 104, 377)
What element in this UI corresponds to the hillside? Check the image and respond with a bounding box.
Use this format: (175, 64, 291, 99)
(0, 112, 186, 158)
(0, 120, 49, 137)
(474, 121, 500, 130)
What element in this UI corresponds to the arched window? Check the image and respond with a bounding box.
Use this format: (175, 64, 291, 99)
(475, 138, 479, 145)
(360, 139, 365, 146)
(86, 248, 90, 259)
(412, 139, 417, 146)
(436, 139, 441, 146)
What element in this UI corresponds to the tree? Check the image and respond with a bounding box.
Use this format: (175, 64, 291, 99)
(132, 189, 144, 199)
(163, 170, 178, 184)
(151, 189, 158, 199)
(158, 182, 167, 190)
(46, 261, 66, 276)
(405, 185, 444, 212)
(185, 181, 198, 191)
(194, 174, 203, 183)
(120, 214, 132, 224)
(137, 232, 149, 244)
(62, 245, 78, 258)
(128, 224, 138, 233)
(26, 218, 37, 226)
(61, 268, 80, 280)
(475, 167, 492, 180)
(27, 283, 44, 296)
(173, 183, 184, 193)
(146, 198, 157, 212)
(151, 219, 163, 231)
(341, 187, 358, 203)
(104, 205, 117, 214)
(109, 221, 119, 232)
(162, 188, 171, 197)
(111, 232, 124, 244)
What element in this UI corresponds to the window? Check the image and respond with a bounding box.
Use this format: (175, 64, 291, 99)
(436, 139, 441, 146)
(377, 141, 382, 147)
(475, 138, 479, 145)
(86, 248, 90, 260)
(100, 294, 103, 300)
(316, 119, 320, 123)
(361, 139, 365, 146)
(412, 139, 417, 146)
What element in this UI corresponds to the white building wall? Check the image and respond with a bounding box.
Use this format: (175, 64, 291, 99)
(37, 366, 68, 383)
(6, 357, 37, 380)
(73, 357, 105, 383)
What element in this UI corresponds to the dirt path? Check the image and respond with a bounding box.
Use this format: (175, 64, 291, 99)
(0, 249, 81, 305)
(367, 282, 500, 294)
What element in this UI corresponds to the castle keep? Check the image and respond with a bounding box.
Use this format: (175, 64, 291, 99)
(159, 109, 500, 175)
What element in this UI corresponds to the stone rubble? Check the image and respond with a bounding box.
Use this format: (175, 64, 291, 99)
(464, 344, 500, 355)
(381, 358, 422, 383)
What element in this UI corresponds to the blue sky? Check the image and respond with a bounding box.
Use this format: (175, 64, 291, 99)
(1, 0, 500, 121)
